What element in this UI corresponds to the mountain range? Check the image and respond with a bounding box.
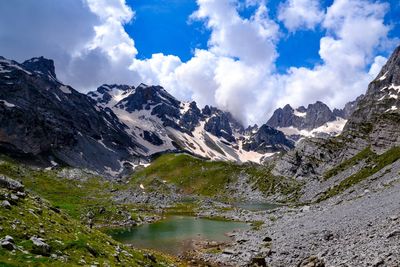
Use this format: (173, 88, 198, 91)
(1, 55, 356, 176)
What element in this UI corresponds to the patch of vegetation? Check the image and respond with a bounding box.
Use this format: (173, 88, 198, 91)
(318, 147, 400, 201)
(245, 165, 302, 203)
(130, 154, 302, 201)
(165, 202, 198, 216)
(323, 147, 374, 180)
(250, 221, 264, 230)
(130, 154, 242, 196)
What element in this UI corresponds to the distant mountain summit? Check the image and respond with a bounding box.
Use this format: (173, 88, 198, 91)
(266, 99, 360, 141)
(273, 44, 400, 181)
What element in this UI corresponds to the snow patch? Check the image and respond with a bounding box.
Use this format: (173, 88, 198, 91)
(0, 69, 11, 74)
(294, 110, 306, 117)
(59, 85, 72, 94)
(389, 84, 400, 93)
(378, 71, 388, 81)
(385, 106, 398, 112)
(180, 102, 191, 115)
(53, 93, 62, 102)
(0, 100, 16, 108)
(279, 118, 347, 140)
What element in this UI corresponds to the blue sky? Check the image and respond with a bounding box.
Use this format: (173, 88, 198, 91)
(126, 0, 400, 72)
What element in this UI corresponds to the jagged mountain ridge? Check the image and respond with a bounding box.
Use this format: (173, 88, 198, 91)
(88, 83, 294, 163)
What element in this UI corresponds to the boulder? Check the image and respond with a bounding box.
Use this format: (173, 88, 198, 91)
(30, 236, 51, 255)
(263, 236, 272, 242)
(0, 175, 24, 192)
(1, 200, 11, 209)
(298, 256, 325, 267)
(1, 235, 15, 251)
(248, 256, 267, 267)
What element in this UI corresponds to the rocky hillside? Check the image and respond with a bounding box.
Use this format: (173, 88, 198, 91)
(267, 99, 360, 141)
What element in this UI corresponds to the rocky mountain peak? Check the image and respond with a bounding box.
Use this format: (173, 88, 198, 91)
(119, 84, 180, 113)
(304, 101, 336, 130)
(267, 100, 351, 140)
(245, 124, 259, 135)
(242, 124, 294, 153)
(268, 100, 338, 130)
(343, 45, 400, 151)
(88, 84, 135, 107)
(98, 84, 133, 94)
(373, 45, 400, 87)
(296, 106, 306, 113)
(22, 56, 56, 79)
(283, 104, 294, 112)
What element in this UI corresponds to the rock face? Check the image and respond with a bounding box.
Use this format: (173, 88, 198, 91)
(344, 45, 400, 152)
(0, 235, 15, 251)
(0, 175, 24, 191)
(242, 125, 294, 153)
(0, 56, 144, 176)
(333, 95, 363, 119)
(30, 236, 51, 255)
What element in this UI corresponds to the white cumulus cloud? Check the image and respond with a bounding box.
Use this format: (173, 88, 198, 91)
(278, 0, 325, 32)
(277, 0, 392, 110)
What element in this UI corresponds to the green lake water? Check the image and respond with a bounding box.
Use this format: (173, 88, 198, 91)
(108, 215, 249, 255)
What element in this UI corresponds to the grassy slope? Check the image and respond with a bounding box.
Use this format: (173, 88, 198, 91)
(323, 147, 374, 180)
(318, 146, 400, 201)
(0, 188, 178, 267)
(0, 157, 153, 227)
(130, 153, 301, 201)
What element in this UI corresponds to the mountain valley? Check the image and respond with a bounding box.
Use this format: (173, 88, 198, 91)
(0, 43, 399, 267)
